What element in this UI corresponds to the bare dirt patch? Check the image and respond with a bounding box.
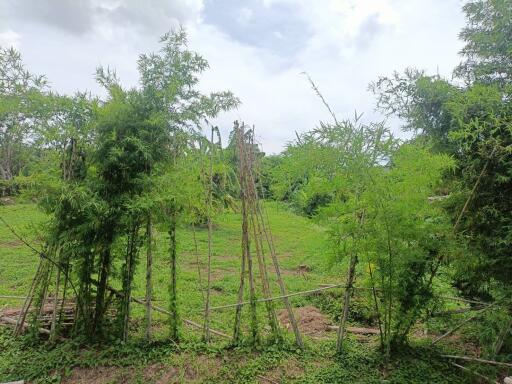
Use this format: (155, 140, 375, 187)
(0, 196, 16, 205)
(278, 305, 331, 338)
(259, 356, 305, 383)
(62, 354, 223, 384)
(62, 366, 135, 384)
(0, 239, 23, 247)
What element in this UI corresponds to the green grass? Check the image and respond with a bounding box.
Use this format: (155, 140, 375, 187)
(0, 202, 476, 383)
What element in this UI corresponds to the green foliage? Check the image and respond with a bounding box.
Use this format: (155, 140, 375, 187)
(446, 85, 512, 293)
(368, 0, 512, 354)
(0, 47, 47, 181)
(455, 0, 512, 86)
(30, 29, 239, 342)
(270, 116, 397, 216)
(330, 144, 457, 352)
(369, 69, 461, 152)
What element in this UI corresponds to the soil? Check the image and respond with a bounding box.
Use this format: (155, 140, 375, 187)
(259, 356, 305, 383)
(0, 239, 23, 247)
(277, 305, 332, 338)
(62, 354, 223, 384)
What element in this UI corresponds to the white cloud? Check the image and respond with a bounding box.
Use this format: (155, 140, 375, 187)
(0, 30, 21, 49)
(237, 7, 254, 24)
(0, 0, 467, 153)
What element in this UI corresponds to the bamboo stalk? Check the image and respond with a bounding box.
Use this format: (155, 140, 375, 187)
(367, 262, 384, 347)
(453, 146, 496, 231)
(336, 254, 358, 352)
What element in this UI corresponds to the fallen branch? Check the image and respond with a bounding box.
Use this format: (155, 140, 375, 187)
(0, 315, 50, 335)
(327, 325, 380, 335)
(450, 362, 499, 384)
(438, 296, 491, 306)
(432, 304, 495, 345)
(431, 306, 486, 317)
(0, 295, 28, 300)
(442, 355, 512, 368)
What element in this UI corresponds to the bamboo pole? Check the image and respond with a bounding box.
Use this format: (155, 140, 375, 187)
(145, 214, 153, 341)
(233, 121, 248, 344)
(245, 137, 280, 339)
(192, 224, 205, 302)
(49, 263, 61, 342)
(205, 283, 351, 312)
(168, 212, 178, 340)
(14, 258, 44, 336)
(203, 126, 214, 343)
(249, 210, 280, 338)
(248, 130, 302, 348)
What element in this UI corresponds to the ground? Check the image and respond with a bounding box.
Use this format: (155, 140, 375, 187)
(0, 200, 484, 383)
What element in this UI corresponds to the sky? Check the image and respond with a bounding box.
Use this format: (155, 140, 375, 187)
(0, 0, 466, 153)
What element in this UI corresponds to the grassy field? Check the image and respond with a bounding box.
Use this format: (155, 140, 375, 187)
(0, 202, 473, 383)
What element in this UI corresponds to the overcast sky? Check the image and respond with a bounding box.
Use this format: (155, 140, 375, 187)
(0, 0, 466, 153)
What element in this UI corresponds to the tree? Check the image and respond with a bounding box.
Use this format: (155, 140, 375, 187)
(335, 145, 455, 354)
(0, 47, 46, 182)
(29, 29, 238, 342)
(455, 0, 512, 86)
(369, 69, 461, 153)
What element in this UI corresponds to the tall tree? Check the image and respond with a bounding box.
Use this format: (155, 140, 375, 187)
(0, 47, 46, 182)
(455, 0, 512, 86)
